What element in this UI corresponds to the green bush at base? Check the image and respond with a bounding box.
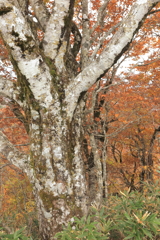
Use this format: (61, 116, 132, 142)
(1, 182, 160, 240)
(55, 181, 160, 240)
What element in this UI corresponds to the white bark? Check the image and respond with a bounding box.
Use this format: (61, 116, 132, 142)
(43, 0, 70, 64)
(0, 0, 58, 109)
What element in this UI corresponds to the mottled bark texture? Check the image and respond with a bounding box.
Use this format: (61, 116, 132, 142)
(0, 0, 159, 239)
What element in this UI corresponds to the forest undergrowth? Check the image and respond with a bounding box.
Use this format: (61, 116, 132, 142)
(0, 181, 160, 240)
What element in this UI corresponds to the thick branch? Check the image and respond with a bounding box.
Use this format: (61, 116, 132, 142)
(65, 0, 160, 121)
(43, 0, 71, 66)
(0, 130, 29, 172)
(0, 0, 56, 109)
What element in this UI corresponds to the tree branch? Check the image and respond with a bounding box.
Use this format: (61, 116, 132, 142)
(43, 0, 71, 64)
(91, 0, 110, 35)
(0, 162, 11, 169)
(0, 76, 14, 101)
(147, 126, 160, 166)
(17, 0, 29, 16)
(65, 0, 160, 121)
(148, 8, 160, 14)
(29, 0, 49, 30)
(135, 58, 160, 67)
(0, 130, 29, 172)
(81, 0, 90, 70)
(0, 0, 55, 109)
(90, 21, 121, 61)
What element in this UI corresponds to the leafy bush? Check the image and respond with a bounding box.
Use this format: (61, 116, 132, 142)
(1, 182, 160, 239)
(55, 207, 112, 240)
(1, 172, 39, 239)
(108, 181, 160, 239)
(0, 227, 33, 240)
(55, 182, 160, 240)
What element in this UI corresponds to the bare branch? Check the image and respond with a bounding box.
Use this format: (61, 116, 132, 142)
(91, 0, 110, 35)
(148, 8, 160, 14)
(0, 162, 11, 169)
(90, 21, 121, 61)
(17, 0, 29, 16)
(135, 58, 160, 67)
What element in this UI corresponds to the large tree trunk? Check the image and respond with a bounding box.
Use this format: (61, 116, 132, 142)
(29, 96, 106, 239)
(0, 0, 159, 239)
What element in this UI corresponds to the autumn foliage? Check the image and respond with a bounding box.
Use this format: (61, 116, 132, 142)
(0, 108, 38, 236)
(82, 1, 160, 193)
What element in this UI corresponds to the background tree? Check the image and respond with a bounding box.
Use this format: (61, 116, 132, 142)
(0, 0, 160, 239)
(103, 29, 160, 192)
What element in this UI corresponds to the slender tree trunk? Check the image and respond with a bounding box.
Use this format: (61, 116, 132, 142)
(146, 126, 160, 182)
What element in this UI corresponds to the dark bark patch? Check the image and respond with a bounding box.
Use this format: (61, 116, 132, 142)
(0, 6, 12, 16)
(39, 190, 56, 212)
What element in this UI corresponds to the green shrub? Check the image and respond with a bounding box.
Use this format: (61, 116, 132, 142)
(55, 207, 112, 240)
(55, 182, 160, 240)
(1, 182, 160, 240)
(0, 226, 33, 240)
(108, 181, 160, 239)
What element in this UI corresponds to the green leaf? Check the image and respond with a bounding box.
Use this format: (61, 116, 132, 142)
(124, 232, 135, 239)
(124, 212, 131, 220)
(142, 228, 153, 238)
(86, 215, 91, 224)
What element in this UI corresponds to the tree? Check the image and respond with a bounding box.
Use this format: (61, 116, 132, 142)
(0, 0, 160, 238)
(104, 33, 160, 192)
(107, 123, 160, 193)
